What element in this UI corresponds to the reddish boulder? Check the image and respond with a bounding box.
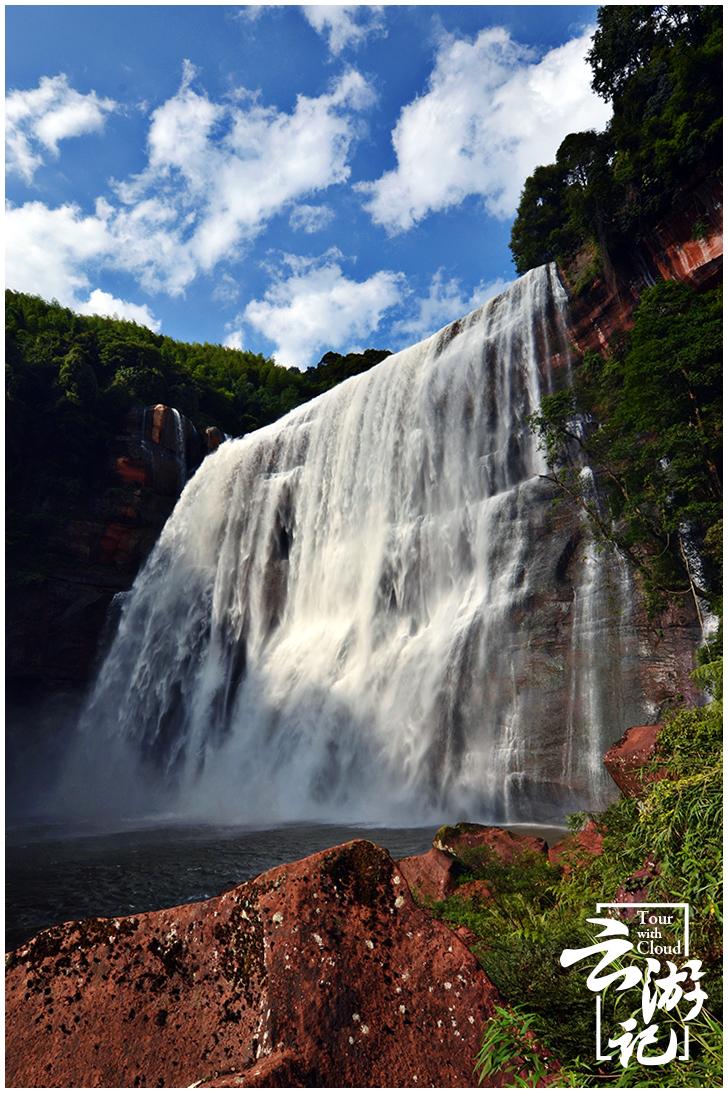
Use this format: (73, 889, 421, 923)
(604, 724, 666, 798)
(397, 847, 460, 902)
(433, 823, 548, 864)
(6, 840, 510, 1089)
(205, 426, 225, 451)
(454, 925, 479, 948)
(548, 819, 604, 875)
(614, 857, 661, 918)
(454, 880, 493, 904)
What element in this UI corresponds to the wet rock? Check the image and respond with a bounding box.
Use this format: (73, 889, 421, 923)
(205, 426, 225, 451)
(548, 819, 604, 875)
(434, 823, 548, 864)
(397, 848, 460, 902)
(6, 404, 215, 696)
(604, 724, 666, 798)
(6, 840, 512, 1089)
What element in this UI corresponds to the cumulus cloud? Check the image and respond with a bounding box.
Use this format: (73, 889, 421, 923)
(5, 201, 159, 329)
(302, 6, 386, 55)
(359, 27, 611, 232)
(289, 202, 335, 234)
(392, 270, 511, 343)
(106, 62, 374, 294)
(76, 289, 161, 331)
(223, 329, 245, 350)
(7, 62, 375, 316)
(241, 252, 405, 368)
(6, 74, 116, 182)
(6, 200, 111, 302)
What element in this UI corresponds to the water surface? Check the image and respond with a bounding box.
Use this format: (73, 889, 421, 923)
(6, 819, 566, 951)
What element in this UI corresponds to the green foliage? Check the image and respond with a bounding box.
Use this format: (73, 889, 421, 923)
(58, 345, 98, 407)
(529, 280, 722, 610)
(510, 6, 722, 273)
(429, 661, 723, 1087)
(474, 1005, 551, 1087)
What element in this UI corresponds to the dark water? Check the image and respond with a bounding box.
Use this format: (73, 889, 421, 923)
(5, 820, 567, 953)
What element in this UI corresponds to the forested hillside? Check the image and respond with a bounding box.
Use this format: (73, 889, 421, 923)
(6, 288, 389, 532)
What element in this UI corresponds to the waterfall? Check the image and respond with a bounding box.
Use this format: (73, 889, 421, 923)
(171, 407, 188, 491)
(60, 264, 649, 826)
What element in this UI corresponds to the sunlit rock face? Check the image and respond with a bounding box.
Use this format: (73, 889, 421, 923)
(59, 264, 699, 827)
(5, 841, 507, 1089)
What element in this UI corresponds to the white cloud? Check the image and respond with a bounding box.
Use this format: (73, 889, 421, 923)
(392, 270, 511, 343)
(76, 289, 161, 331)
(5, 201, 159, 329)
(289, 202, 335, 234)
(242, 253, 404, 368)
(5, 201, 111, 303)
(106, 62, 374, 294)
(303, 6, 385, 55)
(6, 74, 116, 182)
(223, 329, 245, 350)
(212, 272, 241, 306)
(359, 27, 611, 232)
(7, 62, 374, 311)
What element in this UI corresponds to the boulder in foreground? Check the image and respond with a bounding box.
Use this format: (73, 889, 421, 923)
(603, 723, 666, 797)
(397, 847, 461, 902)
(6, 840, 511, 1089)
(433, 823, 548, 863)
(548, 819, 604, 875)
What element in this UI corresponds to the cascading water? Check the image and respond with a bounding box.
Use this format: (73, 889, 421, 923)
(59, 264, 649, 826)
(171, 407, 188, 491)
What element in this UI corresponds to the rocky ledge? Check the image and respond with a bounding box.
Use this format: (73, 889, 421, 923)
(5, 840, 529, 1089)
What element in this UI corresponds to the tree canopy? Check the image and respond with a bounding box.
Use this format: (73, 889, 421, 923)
(510, 5, 722, 274)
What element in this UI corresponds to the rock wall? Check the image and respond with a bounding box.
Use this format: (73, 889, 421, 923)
(6, 405, 214, 695)
(563, 179, 722, 355)
(556, 179, 722, 715)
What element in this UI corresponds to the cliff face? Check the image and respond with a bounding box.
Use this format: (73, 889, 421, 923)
(563, 180, 722, 354)
(6, 404, 214, 696)
(554, 181, 722, 718)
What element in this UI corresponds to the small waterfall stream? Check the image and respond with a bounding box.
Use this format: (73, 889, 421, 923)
(59, 264, 648, 826)
(171, 407, 188, 491)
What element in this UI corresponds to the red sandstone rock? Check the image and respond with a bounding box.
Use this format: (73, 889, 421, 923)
(454, 880, 493, 904)
(454, 925, 479, 948)
(114, 455, 149, 485)
(604, 724, 666, 797)
(6, 840, 515, 1089)
(614, 857, 661, 918)
(564, 179, 722, 360)
(206, 426, 225, 451)
(433, 823, 548, 864)
(548, 819, 604, 875)
(397, 847, 460, 902)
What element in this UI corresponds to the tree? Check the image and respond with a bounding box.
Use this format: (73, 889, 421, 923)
(58, 345, 98, 407)
(588, 6, 707, 102)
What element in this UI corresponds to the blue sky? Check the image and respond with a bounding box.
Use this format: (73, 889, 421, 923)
(6, 5, 610, 368)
